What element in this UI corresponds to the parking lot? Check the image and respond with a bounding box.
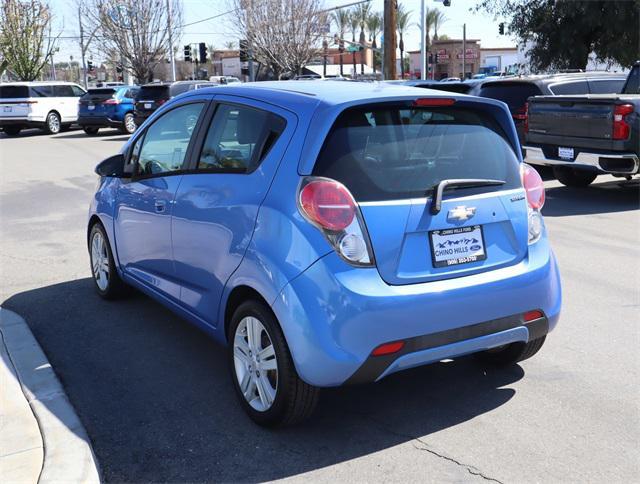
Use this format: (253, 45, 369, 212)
(1, 129, 639, 482)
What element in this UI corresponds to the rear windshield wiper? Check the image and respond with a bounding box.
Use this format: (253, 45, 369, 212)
(430, 179, 506, 215)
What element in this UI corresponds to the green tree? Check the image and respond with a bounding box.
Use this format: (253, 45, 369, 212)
(396, 4, 412, 78)
(476, 0, 640, 70)
(348, 9, 359, 75)
(0, 0, 59, 81)
(366, 12, 382, 73)
(432, 9, 447, 41)
(354, 2, 371, 74)
(332, 8, 350, 76)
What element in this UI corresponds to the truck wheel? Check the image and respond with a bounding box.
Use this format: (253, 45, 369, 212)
(476, 336, 546, 366)
(553, 166, 597, 187)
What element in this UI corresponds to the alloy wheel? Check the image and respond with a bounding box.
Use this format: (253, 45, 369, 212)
(233, 316, 278, 412)
(124, 114, 136, 134)
(90, 231, 110, 291)
(48, 113, 61, 134)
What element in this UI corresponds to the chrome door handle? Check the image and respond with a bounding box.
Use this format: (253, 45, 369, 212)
(154, 201, 166, 213)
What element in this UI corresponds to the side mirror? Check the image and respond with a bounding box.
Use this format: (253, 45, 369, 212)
(95, 153, 129, 178)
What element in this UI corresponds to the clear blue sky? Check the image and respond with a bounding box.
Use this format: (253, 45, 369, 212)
(50, 0, 516, 63)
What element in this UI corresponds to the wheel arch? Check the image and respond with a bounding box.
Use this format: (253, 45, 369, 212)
(224, 285, 272, 342)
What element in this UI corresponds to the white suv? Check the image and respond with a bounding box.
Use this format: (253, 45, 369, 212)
(0, 81, 86, 136)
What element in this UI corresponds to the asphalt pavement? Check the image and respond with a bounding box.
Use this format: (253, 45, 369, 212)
(1, 128, 639, 482)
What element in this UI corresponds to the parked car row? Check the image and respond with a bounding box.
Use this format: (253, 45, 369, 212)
(0, 80, 221, 137)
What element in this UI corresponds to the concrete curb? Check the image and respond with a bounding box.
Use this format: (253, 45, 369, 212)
(0, 308, 101, 483)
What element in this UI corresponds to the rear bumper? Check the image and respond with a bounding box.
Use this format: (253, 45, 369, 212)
(272, 235, 561, 387)
(78, 115, 123, 128)
(0, 118, 46, 128)
(524, 145, 639, 175)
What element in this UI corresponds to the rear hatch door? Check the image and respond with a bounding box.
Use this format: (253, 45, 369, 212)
(312, 102, 527, 285)
(135, 85, 170, 115)
(0, 85, 32, 119)
(80, 88, 117, 117)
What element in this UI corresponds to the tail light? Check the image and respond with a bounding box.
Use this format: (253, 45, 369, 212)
(298, 177, 374, 266)
(102, 98, 120, 105)
(513, 105, 527, 121)
(521, 164, 545, 244)
(371, 340, 405, 356)
(612, 104, 633, 140)
(523, 102, 529, 134)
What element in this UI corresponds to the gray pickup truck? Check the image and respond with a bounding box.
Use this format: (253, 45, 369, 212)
(523, 62, 640, 186)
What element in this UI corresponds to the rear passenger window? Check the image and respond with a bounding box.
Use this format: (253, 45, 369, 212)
(54, 85, 75, 97)
(588, 79, 625, 94)
(197, 104, 285, 173)
(548, 81, 588, 95)
(30, 85, 53, 97)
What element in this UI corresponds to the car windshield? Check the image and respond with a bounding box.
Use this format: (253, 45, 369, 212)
(0, 86, 29, 98)
(313, 103, 521, 202)
(477, 82, 542, 110)
(137, 85, 170, 100)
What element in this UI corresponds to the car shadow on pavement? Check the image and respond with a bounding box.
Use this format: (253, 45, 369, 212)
(542, 178, 639, 217)
(53, 131, 128, 140)
(3, 278, 524, 482)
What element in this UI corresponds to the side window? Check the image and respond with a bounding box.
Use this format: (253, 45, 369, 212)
(30, 85, 53, 97)
(71, 85, 86, 97)
(54, 85, 75, 97)
(197, 104, 285, 173)
(135, 103, 205, 176)
(549, 81, 588, 95)
(588, 79, 625, 94)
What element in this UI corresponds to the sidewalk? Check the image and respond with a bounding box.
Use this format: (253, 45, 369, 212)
(0, 308, 100, 483)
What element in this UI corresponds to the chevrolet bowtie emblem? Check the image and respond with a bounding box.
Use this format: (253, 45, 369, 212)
(447, 206, 476, 222)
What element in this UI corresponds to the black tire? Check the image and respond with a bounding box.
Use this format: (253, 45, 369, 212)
(228, 300, 319, 427)
(476, 336, 546, 366)
(83, 127, 100, 135)
(120, 112, 137, 134)
(2, 126, 22, 136)
(553, 166, 598, 187)
(43, 111, 61, 134)
(88, 223, 126, 299)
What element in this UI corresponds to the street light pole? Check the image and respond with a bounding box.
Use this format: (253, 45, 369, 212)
(462, 23, 466, 80)
(420, 0, 425, 80)
(166, 0, 176, 81)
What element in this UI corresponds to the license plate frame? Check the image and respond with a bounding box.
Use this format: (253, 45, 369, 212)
(429, 225, 487, 268)
(3, 106, 12, 113)
(88, 104, 95, 110)
(558, 146, 574, 160)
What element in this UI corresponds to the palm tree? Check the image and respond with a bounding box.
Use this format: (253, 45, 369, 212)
(432, 10, 447, 41)
(332, 9, 350, 76)
(224, 41, 236, 51)
(424, 7, 438, 79)
(396, 4, 412, 79)
(366, 12, 382, 73)
(354, 3, 371, 74)
(348, 10, 359, 77)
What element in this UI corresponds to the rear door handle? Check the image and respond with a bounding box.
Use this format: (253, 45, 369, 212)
(154, 200, 166, 213)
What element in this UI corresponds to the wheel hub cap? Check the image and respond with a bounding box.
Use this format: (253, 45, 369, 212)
(233, 316, 278, 412)
(90, 232, 109, 291)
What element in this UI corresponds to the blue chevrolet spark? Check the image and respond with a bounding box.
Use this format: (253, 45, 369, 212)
(88, 81, 561, 426)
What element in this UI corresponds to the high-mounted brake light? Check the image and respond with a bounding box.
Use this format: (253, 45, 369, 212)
(413, 98, 455, 107)
(521, 164, 545, 210)
(612, 104, 633, 140)
(298, 177, 374, 266)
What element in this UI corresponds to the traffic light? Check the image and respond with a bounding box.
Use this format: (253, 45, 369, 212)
(239, 39, 248, 62)
(87, 60, 94, 71)
(184, 45, 192, 62)
(116, 63, 123, 73)
(499, 22, 505, 35)
(443, 0, 451, 5)
(199, 42, 207, 64)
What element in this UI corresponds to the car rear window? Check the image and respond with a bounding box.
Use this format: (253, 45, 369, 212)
(137, 85, 170, 100)
(477, 82, 542, 110)
(0, 86, 30, 98)
(88, 88, 116, 96)
(313, 104, 521, 202)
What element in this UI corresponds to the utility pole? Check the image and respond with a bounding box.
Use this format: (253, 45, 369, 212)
(462, 23, 466, 80)
(420, 0, 425, 80)
(248, 0, 255, 82)
(383, 0, 397, 80)
(78, 5, 88, 89)
(166, 0, 176, 81)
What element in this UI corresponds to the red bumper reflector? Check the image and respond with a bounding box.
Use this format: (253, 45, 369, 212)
(371, 341, 405, 357)
(413, 98, 455, 107)
(523, 310, 544, 322)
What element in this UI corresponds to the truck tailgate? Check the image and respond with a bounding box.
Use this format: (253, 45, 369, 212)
(528, 96, 616, 140)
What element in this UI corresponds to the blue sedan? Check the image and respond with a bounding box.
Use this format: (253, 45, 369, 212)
(88, 81, 561, 426)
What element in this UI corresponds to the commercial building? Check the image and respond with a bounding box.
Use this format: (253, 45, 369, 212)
(408, 38, 481, 80)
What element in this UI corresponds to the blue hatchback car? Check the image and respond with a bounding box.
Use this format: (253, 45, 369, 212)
(78, 86, 140, 135)
(88, 81, 561, 426)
